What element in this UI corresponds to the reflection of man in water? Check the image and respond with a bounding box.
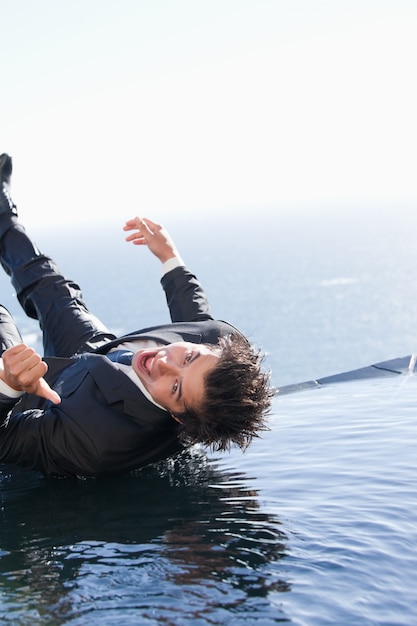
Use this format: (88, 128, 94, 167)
(0, 454, 289, 619)
(0, 153, 273, 477)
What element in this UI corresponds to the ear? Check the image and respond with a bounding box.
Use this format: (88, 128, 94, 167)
(170, 413, 184, 425)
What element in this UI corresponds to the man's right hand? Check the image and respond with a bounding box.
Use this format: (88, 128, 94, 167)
(123, 217, 181, 264)
(0, 344, 61, 404)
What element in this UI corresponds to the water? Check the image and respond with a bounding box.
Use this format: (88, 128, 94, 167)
(270, 375, 417, 625)
(0, 210, 416, 624)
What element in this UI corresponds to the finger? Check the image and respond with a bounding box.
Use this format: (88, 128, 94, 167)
(123, 217, 140, 231)
(37, 378, 61, 404)
(18, 351, 47, 375)
(123, 217, 162, 235)
(13, 360, 48, 389)
(123, 216, 151, 232)
(125, 232, 146, 242)
(2, 343, 29, 358)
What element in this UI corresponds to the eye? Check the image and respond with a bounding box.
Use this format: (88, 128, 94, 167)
(184, 352, 193, 364)
(172, 381, 179, 394)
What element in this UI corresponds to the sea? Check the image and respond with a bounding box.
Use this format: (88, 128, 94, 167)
(0, 207, 416, 625)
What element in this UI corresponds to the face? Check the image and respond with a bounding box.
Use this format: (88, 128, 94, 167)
(132, 342, 220, 416)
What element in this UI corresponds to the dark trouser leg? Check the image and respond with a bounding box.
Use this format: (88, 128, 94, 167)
(0, 215, 116, 357)
(0, 305, 23, 355)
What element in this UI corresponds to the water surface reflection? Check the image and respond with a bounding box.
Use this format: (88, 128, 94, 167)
(0, 449, 289, 625)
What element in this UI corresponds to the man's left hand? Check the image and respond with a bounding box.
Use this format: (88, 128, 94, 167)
(0, 344, 61, 404)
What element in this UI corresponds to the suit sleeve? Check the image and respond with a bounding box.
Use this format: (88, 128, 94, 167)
(161, 266, 214, 323)
(0, 399, 66, 475)
(0, 394, 182, 478)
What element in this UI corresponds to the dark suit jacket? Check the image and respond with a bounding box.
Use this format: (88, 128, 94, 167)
(0, 266, 242, 477)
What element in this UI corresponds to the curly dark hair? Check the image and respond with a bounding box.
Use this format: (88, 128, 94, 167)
(175, 333, 275, 451)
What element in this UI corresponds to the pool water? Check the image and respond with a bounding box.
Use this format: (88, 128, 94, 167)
(1, 372, 416, 625)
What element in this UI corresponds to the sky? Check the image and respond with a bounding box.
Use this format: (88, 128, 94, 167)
(1, 0, 416, 227)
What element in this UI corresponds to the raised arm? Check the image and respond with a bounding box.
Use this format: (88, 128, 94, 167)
(123, 217, 213, 322)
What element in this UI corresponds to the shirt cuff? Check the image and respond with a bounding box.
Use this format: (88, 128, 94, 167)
(161, 256, 185, 276)
(0, 377, 24, 399)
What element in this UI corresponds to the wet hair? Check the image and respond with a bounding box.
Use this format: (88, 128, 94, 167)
(175, 333, 275, 451)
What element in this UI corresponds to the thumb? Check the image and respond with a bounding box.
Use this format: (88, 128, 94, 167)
(37, 378, 61, 404)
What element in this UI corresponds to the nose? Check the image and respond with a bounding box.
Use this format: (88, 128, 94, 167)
(157, 359, 179, 376)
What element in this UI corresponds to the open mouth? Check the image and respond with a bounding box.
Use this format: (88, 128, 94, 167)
(138, 352, 157, 377)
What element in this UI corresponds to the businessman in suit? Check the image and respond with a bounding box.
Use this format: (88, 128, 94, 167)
(0, 153, 273, 477)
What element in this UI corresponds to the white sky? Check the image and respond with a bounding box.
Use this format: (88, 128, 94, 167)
(1, 0, 416, 227)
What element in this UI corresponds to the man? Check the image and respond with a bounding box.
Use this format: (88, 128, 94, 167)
(0, 153, 273, 477)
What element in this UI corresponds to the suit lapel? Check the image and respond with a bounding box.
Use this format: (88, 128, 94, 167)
(94, 329, 203, 354)
(83, 353, 168, 423)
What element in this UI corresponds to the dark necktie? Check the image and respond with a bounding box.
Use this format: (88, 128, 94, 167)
(106, 349, 134, 365)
